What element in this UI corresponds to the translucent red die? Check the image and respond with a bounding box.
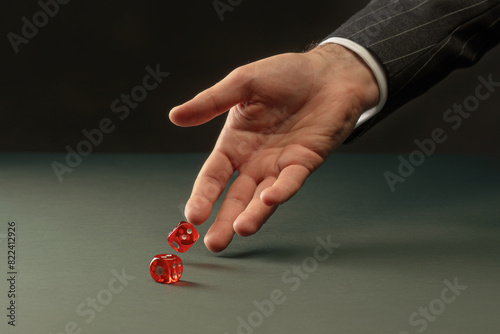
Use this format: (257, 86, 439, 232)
(149, 254, 183, 284)
(167, 221, 199, 253)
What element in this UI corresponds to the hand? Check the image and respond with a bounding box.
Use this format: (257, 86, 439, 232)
(169, 44, 379, 252)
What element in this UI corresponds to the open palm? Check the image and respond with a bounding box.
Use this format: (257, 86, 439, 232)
(169, 45, 378, 252)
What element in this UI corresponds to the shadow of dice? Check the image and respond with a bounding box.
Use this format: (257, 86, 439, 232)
(167, 221, 199, 253)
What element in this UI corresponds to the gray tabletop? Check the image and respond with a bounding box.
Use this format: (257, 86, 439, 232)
(1, 153, 499, 334)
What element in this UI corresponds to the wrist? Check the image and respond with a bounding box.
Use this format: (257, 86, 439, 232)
(307, 43, 380, 118)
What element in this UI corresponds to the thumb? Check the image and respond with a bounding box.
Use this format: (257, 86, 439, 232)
(169, 66, 254, 127)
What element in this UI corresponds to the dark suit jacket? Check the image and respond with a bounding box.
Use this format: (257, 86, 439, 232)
(325, 0, 500, 140)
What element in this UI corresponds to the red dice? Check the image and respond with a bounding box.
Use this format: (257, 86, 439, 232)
(149, 254, 183, 284)
(149, 221, 199, 284)
(167, 221, 199, 253)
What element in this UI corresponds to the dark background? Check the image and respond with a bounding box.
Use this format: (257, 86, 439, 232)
(1, 0, 499, 154)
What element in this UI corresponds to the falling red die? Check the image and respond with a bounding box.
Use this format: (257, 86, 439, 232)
(149, 254, 183, 284)
(167, 221, 199, 253)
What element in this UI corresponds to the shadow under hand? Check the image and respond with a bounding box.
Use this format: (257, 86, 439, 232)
(217, 244, 308, 262)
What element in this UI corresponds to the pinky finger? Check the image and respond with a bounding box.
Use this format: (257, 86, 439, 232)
(260, 164, 310, 206)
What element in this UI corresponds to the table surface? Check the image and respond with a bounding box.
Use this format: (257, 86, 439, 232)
(1, 153, 499, 334)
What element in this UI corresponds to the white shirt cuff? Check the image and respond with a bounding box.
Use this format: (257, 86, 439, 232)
(319, 37, 388, 128)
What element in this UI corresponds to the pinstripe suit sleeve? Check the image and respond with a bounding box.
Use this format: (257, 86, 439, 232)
(324, 0, 500, 140)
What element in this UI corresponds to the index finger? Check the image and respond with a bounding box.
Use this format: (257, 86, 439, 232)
(184, 149, 234, 225)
